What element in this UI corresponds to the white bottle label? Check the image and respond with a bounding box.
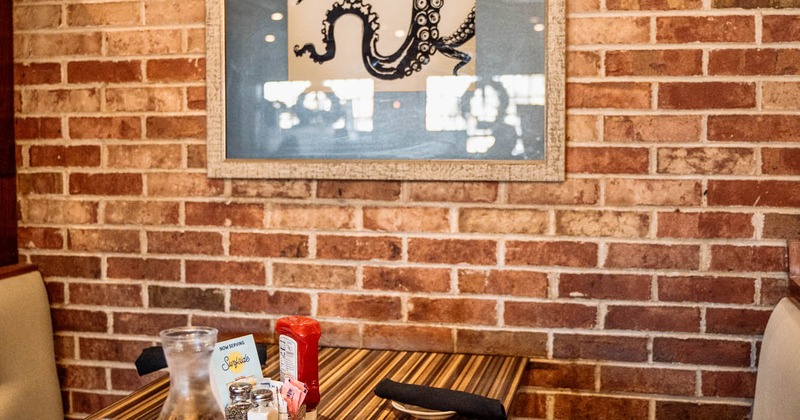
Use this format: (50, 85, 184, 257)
(278, 335, 298, 382)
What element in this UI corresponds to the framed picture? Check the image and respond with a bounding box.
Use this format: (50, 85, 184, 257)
(206, 0, 565, 181)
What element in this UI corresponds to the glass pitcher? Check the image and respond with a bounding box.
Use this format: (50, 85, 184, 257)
(158, 326, 225, 420)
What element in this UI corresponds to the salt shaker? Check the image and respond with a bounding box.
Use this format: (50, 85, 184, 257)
(226, 382, 255, 420)
(247, 388, 279, 420)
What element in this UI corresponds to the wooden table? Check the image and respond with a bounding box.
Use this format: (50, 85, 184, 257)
(86, 346, 527, 419)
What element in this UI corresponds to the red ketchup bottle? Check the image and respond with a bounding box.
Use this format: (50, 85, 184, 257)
(276, 316, 321, 412)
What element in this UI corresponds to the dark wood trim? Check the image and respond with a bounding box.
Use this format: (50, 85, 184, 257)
(0, 0, 17, 267)
(0, 263, 38, 280)
(789, 240, 800, 303)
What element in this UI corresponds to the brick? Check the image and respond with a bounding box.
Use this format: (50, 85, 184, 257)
(606, 243, 700, 270)
(764, 82, 800, 110)
(22, 199, 96, 224)
(408, 297, 497, 325)
(69, 283, 142, 307)
(187, 86, 206, 110)
(191, 316, 273, 343)
(568, 0, 600, 12)
(364, 266, 450, 293)
(762, 148, 800, 175)
(30, 145, 101, 167)
(363, 325, 453, 353)
(113, 312, 188, 336)
(266, 204, 355, 230)
(66, 2, 141, 26)
(653, 337, 751, 366)
(144, 0, 205, 24)
(45, 282, 65, 304)
(17, 173, 63, 195)
(58, 365, 106, 389)
(273, 263, 356, 289)
(106, 30, 183, 56)
(508, 179, 599, 205)
(555, 210, 650, 238)
(710, 245, 787, 272)
(506, 241, 598, 268)
(67, 60, 142, 83)
(146, 58, 205, 82)
(112, 369, 166, 392)
(763, 15, 800, 42)
(509, 393, 547, 418)
(317, 180, 401, 200)
(54, 336, 76, 359)
(606, 50, 702, 76)
(709, 180, 800, 207)
(701, 371, 757, 398)
(657, 147, 756, 175)
(110, 144, 183, 169)
(71, 392, 122, 415)
(553, 334, 648, 362)
(408, 238, 496, 265)
(523, 361, 595, 390)
(554, 394, 650, 420)
(709, 115, 800, 142)
(567, 115, 599, 142)
(317, 235, 401, 261)
(656, 16, 755, 43)
(15, 62, 61, 85)
(567, 51, 601, 77)
(459, 208, 548, 234)
(610, 0, 702, 8)
(601, 366, 696, 395)
(15, 117, 62, 139)
(566, 146, 649, 174)
(658, 211, 754, 239)
(363, 206, 449, 232)
(149, 285, 225, 311)
(567, 83, 651, 109)
(146, 116, 205, 139)
(408, 181, 497, 203)
(710, 49, 800, 76)
(230, 290, 312, 315)
(606, 305, 700, 332)
(185, 260, 264, 285)
(317, 321, 361, 348)
(107, 257, 181, 281)
(605, 179, 702, 206)
(51, 308, 107, 333)
(106, 87, 183, 112)
(185, 202, 264, 228)
(31, 255, 101, 279)
(13, 5, 62, 30)
(104, 201, 179, 225)
(187, 145, 206, 168)
(18, 227, 64, 249)
(69, 173, 142, 196)
(505, 302, 597, 328)
(560, 273, 651, 300)
(763, 213, 800, 239)
(69, 117, 141, 139)
(568, 17, 650, 45)
(715, 0, 800, 6)
(187, 28, 206, 53)
(458, 269, 548, 297)
(147, 173, 224, 197)
(231, 180, 311, 198)
(706, 307, 771, 335)
(147, 231, 223, 255)
(319, 294, 402, 321)
(604, 115, 702, 143)
(69, 229, 140, 253)
(21, 88, 100, 113)
(659, 82, 755, 109)
(29, 33, 103, 57)
(761, 277, 789, 305)
(457, 330, 548, 358)
(230, 233, 308, 258)
(656, 401, 751, 420)
(658, 276, 756, 304)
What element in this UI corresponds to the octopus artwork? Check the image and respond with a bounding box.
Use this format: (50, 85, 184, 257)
(293, 0, 476, 80)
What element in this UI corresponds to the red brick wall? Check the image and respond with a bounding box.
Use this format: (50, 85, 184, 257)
(12, 0, 800, 418)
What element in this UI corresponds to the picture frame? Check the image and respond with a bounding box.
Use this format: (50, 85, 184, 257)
(206, 0, 565, 181)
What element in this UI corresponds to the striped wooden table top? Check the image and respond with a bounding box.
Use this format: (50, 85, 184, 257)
(86, 346, 527, 420)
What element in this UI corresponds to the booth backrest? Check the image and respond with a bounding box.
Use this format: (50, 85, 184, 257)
(0, 264, 64, 419)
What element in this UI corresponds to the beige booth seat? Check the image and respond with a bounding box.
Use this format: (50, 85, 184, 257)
(0, 264, 64, 419)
